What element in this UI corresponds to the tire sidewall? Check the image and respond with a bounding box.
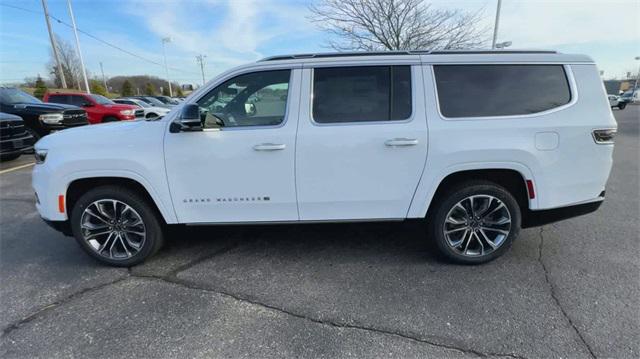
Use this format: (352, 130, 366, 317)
(430, 182, 521, 264)
(70, 186, 163, 266)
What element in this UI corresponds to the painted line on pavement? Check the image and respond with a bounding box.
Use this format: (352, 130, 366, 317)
(0, 162, 35, 175)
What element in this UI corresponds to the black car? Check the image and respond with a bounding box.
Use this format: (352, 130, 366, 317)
(0, 112, 35, 161)
(0, 87, 88, 139)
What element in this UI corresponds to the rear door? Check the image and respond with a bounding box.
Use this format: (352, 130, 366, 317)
(295, 63, 428, 220)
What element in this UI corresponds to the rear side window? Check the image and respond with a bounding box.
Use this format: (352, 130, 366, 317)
(47, 94, 68, 104)
(68, 95, 88, 107)
(433, 65, 571, 118)
(313, 66, 412, 123)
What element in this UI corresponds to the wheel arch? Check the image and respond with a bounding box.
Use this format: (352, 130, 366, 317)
(65, 175, 175, 224)
(409, 163, 537, 220)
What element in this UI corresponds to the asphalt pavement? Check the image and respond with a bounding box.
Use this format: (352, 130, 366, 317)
(1, 106, 638, 358)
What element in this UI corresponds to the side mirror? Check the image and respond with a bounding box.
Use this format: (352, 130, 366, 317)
(170, 104, 202, 133)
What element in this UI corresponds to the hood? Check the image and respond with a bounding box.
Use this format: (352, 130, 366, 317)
(36, 119, 150, 149)
(12, 102, 82, 114)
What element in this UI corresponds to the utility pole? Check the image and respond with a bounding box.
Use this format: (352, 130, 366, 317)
(634, 56, 640, 92)
(161, 37, 173, 97)
(99, 62, 108, 93)
(67, 0, 90, 94)
(491, 0, 502, 49)
(41, 0, 67, 88)
(196, 54, 207, 86)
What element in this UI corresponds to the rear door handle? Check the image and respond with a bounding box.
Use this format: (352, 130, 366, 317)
(385, 138, 418, 147)
(253, 143, 286, 151)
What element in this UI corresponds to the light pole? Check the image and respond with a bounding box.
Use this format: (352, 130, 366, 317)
(196, 54, 207, 86)
(634, 56, 640, 92)
(41, 0, 67, 88)
(491, 0, 502, 49)
(99, 62, 108, 93)
(161, 37, 173, 97)
(67, 0, 90, 94)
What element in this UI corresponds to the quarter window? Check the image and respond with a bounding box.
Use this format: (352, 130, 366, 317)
(433, 65, 571, 118)
(197, 70, 291, 128)
(312, 66, 412, 123)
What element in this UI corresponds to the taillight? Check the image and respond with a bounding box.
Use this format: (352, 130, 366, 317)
(592, 129, 616, 144)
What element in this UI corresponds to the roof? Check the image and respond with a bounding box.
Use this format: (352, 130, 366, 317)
(258, 49, 593, 64)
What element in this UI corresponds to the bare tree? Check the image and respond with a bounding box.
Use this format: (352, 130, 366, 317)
(309, 0, 487, 51)
(48, 34, 84, 89)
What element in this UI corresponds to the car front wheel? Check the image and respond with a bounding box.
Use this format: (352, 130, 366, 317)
(429, 181, 521, 264)
(618, 103, 626, 110)
(70, 186, 164, 266)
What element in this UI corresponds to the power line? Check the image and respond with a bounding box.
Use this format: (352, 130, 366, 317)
(0, 3, 199, 76)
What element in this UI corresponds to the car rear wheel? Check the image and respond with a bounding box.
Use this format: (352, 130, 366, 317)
(70, 186, 164, 266)
(618, 103, 626, 110)
(429, 181, 521, 264)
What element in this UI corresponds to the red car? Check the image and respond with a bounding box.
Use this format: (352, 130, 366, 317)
(44, 92, 143, 124)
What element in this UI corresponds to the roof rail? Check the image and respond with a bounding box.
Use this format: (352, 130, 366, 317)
(259, 49, 557, 62)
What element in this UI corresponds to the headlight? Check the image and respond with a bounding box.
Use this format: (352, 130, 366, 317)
(120, 109, 135, 116)
(34, 149, 48, 164)
(39, 113, 63, 124)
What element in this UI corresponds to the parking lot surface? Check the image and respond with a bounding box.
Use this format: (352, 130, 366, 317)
(1, 107, 638, 358)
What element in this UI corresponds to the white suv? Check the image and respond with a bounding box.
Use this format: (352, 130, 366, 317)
(32, 50, 617, 266)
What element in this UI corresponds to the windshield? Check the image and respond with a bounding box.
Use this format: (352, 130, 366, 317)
(144, 97, 165, 106)
(131, 99, 150, 108)
(90, 94, 114, 105)
(0, 88, 42, 104)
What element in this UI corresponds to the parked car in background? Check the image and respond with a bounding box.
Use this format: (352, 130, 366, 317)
(44, 92, 143, 124)
(619, 89, 638, 104)
(152, 95, 180, 106)
(608, 94, 626, 109)
(0, 87, 88, 139)
(130, 96, 173, 109)
(0, 112, 35, 161)
(33, 50, 616, 267)
(113, 98, 171, 119)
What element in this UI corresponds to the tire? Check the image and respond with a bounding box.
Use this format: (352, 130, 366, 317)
(618, 103, 626, 110)
(70, 185, 164, 266)
(102, 116, 119, 123)
(0, 153, 21, 162)
(428, 181, 521, 264)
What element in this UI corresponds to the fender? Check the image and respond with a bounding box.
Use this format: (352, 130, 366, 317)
(406, 161, 538, 218)
(61, 169, 178, 223)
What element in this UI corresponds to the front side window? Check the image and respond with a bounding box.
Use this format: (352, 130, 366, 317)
(68, 95, 87, 107)
(90, 94, 113, 105)
(312, 66, 412, 124)
(197, 70, 291, 128)
(434, 65, 572, 118)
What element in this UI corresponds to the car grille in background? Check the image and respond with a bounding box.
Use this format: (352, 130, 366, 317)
(135, 109, 144, 118)
(62, 109, 88, 125)
(0, 120, 29, 140)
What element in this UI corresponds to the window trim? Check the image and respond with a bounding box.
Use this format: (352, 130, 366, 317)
(309, 65, 416, 127)
(191, 68, 295, 132)
(430, 63, 578, 121)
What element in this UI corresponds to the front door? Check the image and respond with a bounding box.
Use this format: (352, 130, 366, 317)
(295, 64, 428, 220)
(164, 68, 300, 223)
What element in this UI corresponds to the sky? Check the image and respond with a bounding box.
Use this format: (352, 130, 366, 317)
(0, 0, 639, 86)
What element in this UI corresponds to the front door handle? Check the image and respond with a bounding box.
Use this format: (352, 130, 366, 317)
(385, 138, 419, 147)
(253, 143, 286, 151)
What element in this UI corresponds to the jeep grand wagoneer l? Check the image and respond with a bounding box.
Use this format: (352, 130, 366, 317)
(32, 50, 616, 266)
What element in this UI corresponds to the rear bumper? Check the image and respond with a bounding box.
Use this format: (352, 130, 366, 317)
(522, 197, 603, 228)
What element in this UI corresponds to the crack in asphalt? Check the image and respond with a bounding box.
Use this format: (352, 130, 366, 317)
(1, 275, 129, 338)
(537, 227, 597, 359)
(129, 273, 526, 359)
